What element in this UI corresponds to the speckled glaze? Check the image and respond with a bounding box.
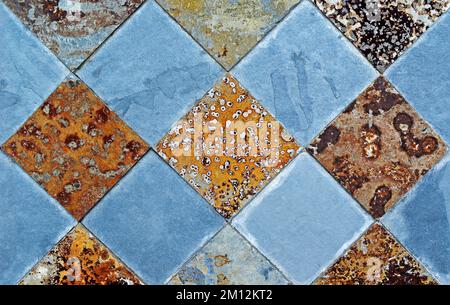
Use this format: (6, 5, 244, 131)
(308, 77, 447, 218)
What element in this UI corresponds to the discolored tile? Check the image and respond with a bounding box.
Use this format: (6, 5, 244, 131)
(315, 224, 437, 285)
(156, 0, 300, 70)
(307, 77, 447, 218)
(20, 224, 142, 285)
(156, 74, 301, 219)
(1, 77, 149, 220)
(169, 225, 289, 285)
(3, 0, 145, 70)
(313, 0, 450, 72)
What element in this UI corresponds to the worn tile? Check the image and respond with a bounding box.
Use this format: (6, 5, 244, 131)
(83, 151, 225, 284)
(20, 224, 142, 285)
(3, 0, 145, 70)
(0, 2, 68, 144)
(232, 0, 377, 146)
(0, 152, 75, 285)
(169, 225, 289, 285)
(156, 0, 300, 70)
(78, 0, 223, 146)
(307, 77, 447, 218)
(233, 152, 372, 284)
(313, 0, 450, 72)
(315, 223, 436, 285)
(156, 74, 300, 219)
(1, 77, 149, 220)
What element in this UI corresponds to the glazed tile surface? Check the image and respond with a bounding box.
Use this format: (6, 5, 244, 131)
(313, 0, 450, 72)
(156, 0, 299, 70)
(2, 77, 149, 220)
(156, 74, 300, 218)
(307, 77, 447, 218)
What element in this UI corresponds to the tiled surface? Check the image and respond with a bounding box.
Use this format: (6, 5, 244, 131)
(1, 0, 450, 286)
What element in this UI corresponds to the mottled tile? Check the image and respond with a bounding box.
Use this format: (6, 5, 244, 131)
(307, 77, 446, 218)
(156, 74, 300, 218)
(3, 0, 145, 70)
(232, 0, 377, 146)
(313, 0, 450, 72)
(315, 224, 436, 285)
(156, 0, 300, 70)
(169, 225, 288, 285)
(78, 1, 223, 146)
(20, 224, 142, 285)
(0, 2, 68, 144)
(2, 77, 149, 220)
(233, 152, 372, 284)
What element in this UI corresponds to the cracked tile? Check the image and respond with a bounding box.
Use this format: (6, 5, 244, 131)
(307, 77, 447, 218)
(1, 77, 149, 220)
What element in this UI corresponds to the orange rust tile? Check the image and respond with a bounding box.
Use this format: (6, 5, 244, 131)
(1, 77, 149, 220)
(156, 74, 301, 218)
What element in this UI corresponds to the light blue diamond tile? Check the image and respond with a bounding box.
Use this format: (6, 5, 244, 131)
(82, 150, 225, 284)
(232, 152, 372, 284)
(0, 152, 76, 284)
(382, 152, 450, 284)
(78, 0, 224, 147)
(232, 0, 378, 146)
(0, 2, 68, 144)
(386, 11, 450, 144)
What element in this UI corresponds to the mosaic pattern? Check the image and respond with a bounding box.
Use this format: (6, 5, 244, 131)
(313, 0, 450, 72)
(2, 77, 149, 220)
(156, 74, 300, 218)
(307, 77, 447, 218)
(315, 224, 436, 285)
(3, 0, 145, 70)
(156, 0, 300, 69)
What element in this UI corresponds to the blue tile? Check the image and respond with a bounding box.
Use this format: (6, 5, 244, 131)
(382, 152, 450, 284)
(233, 152, 372, 284)
(0, 2, 68, 144)
(232, 1, 378, 146)
(386, 11, 450, 144)
(78, 1, 223, 146)
(0, 152, 75, 284)
(82, 150, 225, 284)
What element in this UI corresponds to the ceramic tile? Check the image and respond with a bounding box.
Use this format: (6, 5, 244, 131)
(169, 225, 289, 285)
(156, 74, 301, 218)
(2, 77, 149, 220)
(232, 0, 377, 146)
(3, 0, 145, 70)
(313, 0, 450, 72)
(307, 77, 447, 218)
(156, 0, 300, 70)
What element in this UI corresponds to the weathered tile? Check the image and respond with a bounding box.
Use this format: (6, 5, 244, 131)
(0, 152, 75, 285)
(20, 224, 142, 285)
(313, 0, 450, 72)
(156, 74, 300, 219)
(0, 2, 68, 144)
(83, 151, 225, 284)
(1, 77, 149, 220)
(315, 223, 436, 285)
(307, 77, 447, 218)
(78, 1, 223, 146)
(169, 225, 289, 285)
(156, 0, 300, 70)
(233, 152, 372, 284)
(232, 0, 377, 146)
(3, 0, 145, 70)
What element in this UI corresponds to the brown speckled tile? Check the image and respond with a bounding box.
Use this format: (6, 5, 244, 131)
(315, 223, 437, 285)
(307, 77, 447, 218)
(20, 224, 143, 285)
(156, 74, 301, 219)
(1, 77, 149, 220)
(313, 0, 450, 72)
